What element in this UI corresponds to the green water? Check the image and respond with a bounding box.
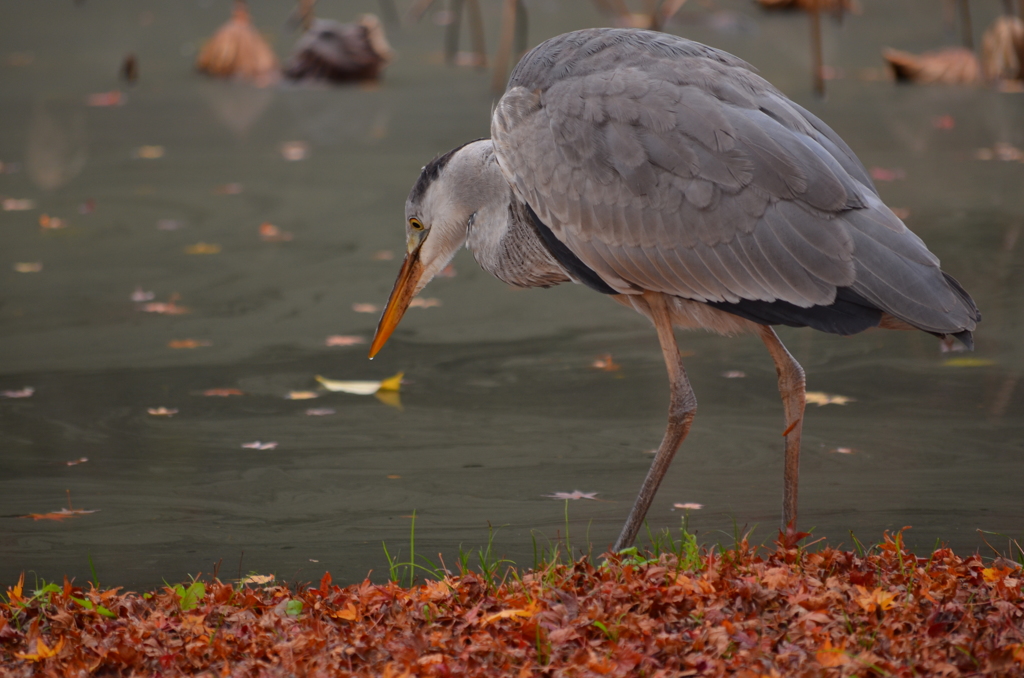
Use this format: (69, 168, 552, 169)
(1, 0, 1023, 589)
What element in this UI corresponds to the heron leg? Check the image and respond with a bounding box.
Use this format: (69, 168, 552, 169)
(613, 292, 697, 552)
(758, 325, 806, 532)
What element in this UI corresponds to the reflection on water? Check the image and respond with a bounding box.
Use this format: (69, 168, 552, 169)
(26, 101, 87, 190)
(1, 0, 1023, 589)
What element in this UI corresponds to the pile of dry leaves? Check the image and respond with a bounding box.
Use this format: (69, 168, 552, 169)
(3, 531, 1023, 677)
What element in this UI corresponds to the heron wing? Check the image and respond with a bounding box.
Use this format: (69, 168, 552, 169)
(492, 29, 977, 333)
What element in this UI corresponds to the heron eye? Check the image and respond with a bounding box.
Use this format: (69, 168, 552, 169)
(409, 218, 424, 231)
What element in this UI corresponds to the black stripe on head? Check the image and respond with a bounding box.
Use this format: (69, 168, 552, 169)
(408, 139, 488, 206)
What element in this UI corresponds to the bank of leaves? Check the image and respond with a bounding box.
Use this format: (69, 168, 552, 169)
(2, 531, 1023, 677)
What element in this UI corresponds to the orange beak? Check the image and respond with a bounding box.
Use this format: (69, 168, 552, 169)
(369, 240, 425, 358)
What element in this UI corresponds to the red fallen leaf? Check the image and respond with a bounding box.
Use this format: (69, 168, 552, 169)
(241, 441, 277, 450)
(591, 354, 621, 371)
(326, 335, 365, 346)
(147, 407, 178, 416)
(869, 167, 906, 182)
(202, 388, 243, 396)
(1, 387, 34, 398)
(168, 339, 211, 349)
(141, 301, 188, 315)
(22, 508, 98, 521)
(86, 91, 124, 107)
(352, 303, 379, 313)
(259, 222, 293, 242)
(38, 214, 68, 229)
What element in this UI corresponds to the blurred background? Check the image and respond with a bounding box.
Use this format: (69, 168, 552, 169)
(1, 0, 1023, 590)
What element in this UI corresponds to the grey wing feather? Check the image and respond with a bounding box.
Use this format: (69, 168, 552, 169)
(492, 28, 978, 334)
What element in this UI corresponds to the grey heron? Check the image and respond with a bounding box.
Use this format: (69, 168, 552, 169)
(369, 28, 980, 551)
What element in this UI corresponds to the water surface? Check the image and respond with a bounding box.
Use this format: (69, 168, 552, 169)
(2, 0, 1023, 589)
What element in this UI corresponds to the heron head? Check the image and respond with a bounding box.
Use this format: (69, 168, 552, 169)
(369, 139, 501, 357)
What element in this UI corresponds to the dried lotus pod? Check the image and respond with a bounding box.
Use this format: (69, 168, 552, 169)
(196, 1, 279, 84)
(882, 46, 982, 85)
(284, 15, 393, 83)
(756, 0, 861, 14)
(981, 16, 1024, 82)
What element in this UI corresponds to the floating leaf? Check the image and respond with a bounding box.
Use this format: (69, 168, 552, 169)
(805, 392, 855, 406)
(141, 301, 188, 315)
(203, 388, 243, 396)
(943, 357, 996, 367)
(157, 219, 183, 230)
(832, 447, 854, 454)
(168, 339, 211, 349)
(316, 372, 403, 395)
(86, 91, 124, 107)
(721, 370, 746, 378)
(22, 508, 98, 521)
(673, 502, 704, 510)
(131, 286, 155, 302)
(241, 441, 277, 450)
(591, 354, 620, 371)
(259, 222, 293, 242)
(184, 242, 221, 255)
(13, 262, 42, 273)
(134, 145, 165, 159)
(38, 214, 67, 229)
(66, 457, 88, 466)
(2, 198, 35, 211)
(869, 167, 906, 182)
(352, 303, 379, 314)
(1, 387, 34, 398)
(371, 250, 394, 261)
(286, 391, 319, 400)
(280, 141, 308, 161)
(325, 335, 365, 347)
(544, 490, 598, 501)
(305, 408, 335, 416)
(147, 407, 178, 416)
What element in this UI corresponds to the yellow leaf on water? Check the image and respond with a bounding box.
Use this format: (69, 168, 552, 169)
(184, 242, 221, 255)
(805, 392, 855, 406)
(378, 372, 403, 391)
(943, 357, 995, 367)
(135, 145, 165, 159)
